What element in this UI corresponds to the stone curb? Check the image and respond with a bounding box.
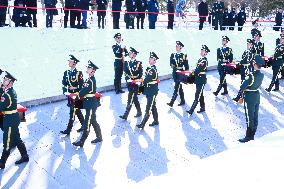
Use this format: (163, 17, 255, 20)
(20, 66, 217, 108)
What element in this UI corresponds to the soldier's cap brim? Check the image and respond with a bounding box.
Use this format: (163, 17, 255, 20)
(222, 36, 230, 41)
(201, 45, 210, 53)
(114, 33, 121, 38)
(4, 71, 17, 82)
(254, 55, 265, 66)
(176, 41, 184, 47)
(150, 52, 159, 60)
(69, 54, 80, 63)
(87, 60, 99, 70)
(129, 47, 139, 54)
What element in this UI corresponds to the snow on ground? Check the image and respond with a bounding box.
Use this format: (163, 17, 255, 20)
(0, 66, 283, 189)
(0, 29, 281, 102)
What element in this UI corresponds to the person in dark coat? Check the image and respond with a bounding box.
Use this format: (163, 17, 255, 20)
(167, 0, 174, 29)
(136, 0, 147, 29)
(24, 0, 37, 27)
(78, 0, 90, 29)
(222, 8, 229, 30)
(276, 28, 284, 79)
(44, 0, 57, 28)
(198, 0, 208, 30)
(212, 0, 224, 30)
(0, 0, 8, 27)
(228, 7, 236, 30)
(64, 0, 76, 28)
(12, 1, 32, 27)
(125, 0, 136, 29)
(96, 0, 108, 29)
(237, 7, 246, 31)
(147, 0, 159, 29)
(112, 0, 124, 29)
(274, 9, 283, 31)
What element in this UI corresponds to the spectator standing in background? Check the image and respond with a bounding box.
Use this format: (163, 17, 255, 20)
(167, 0, 174, 29)
(147, 0, 159, 29)
(125, 0, 136, 29)
(237, 7, 246, 31)
(112, 0, 123, 29)
(212, 0, 224, 30)
(64, 0, 76, 28)
(222, 8, 229, 30)
(0, 0, 8, 27)
(44, 0, 57, 28)
(96, 0, 108, 29)
(228, 7, 236, 30)
(25, 0, 37, 27)
(198, 0, 208, 30)
(274, 9, 283, 31)
(136, 0, 147, 29)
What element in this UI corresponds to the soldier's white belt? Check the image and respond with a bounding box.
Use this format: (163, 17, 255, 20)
(147, 81, 158, 85)
(115, 57, 122, 60)
(276, 56, 282, 59)
(199, 72, 206, 74)
(242, 64, 250, 66)
(2, 110, 17, 115)
(84, 94, 96, 98)
(175, 67, 183, 70)
(244, 89, 258, 92)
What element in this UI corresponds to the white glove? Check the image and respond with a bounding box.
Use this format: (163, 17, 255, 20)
(64, 92, 70, 96)
(72, 96, 76, 100)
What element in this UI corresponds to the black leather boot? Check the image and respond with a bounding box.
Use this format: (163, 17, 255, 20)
(239, 128, 253, 143)
(213, 84, 222, 96)
(265, 83, 274, 92)
(119, 106, 132, 120)
(0, 150, 10, 169)
(178, 90, 185, 106)
(186, 100, 198, 116)
(134, 104, 142, 118)
(136, 114, 150, 129)
(221, 83, 228, 95)
(72, 131, 89, 147)
(149, 109, 159, 126)
(91, 123, 103, 144)
(60, 120, 73, 135)
(15, 142, 29, 165)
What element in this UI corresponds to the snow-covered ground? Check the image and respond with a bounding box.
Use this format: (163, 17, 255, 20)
(0, 29, 281, 102)
(0, 67, 283, 189)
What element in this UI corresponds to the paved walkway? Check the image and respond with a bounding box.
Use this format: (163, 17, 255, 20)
(0, 68, 284, 189)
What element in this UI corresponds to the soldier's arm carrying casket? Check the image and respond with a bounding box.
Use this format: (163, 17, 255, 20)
(233, 74, 254, 102)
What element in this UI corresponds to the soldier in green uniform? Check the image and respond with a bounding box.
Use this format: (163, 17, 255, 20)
(239, 39, 254, 83)
(213, 36, 233, 96)
(112, 33, 128, 94)
(187, 45, 210, 115)
(72, 61, 102, 147)
(233, 55, 265, 143)
(119, 47, 143, 120)
(137, 52, 159, 129)
(60, 55, 85, 135)
(0, 72, 29, 169)
(265, 34, 284, 92)
(167, 41, 189, 107)
(252, 30, 264, 56)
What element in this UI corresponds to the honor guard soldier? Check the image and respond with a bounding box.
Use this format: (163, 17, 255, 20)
(187, 45, 210, 115)
(167, 41, 189, 107)
(137, 52, 159, 129)
(212, 0, 224, 30)
(0, 72, 29, 169)
(252, 30, 264, 56)
(233, 55, 265, 143)
(72, 61, 102, 147)
(239, 39, 254, 83)
(60, 55, 85, 135)
(213, 36, 233, 96)
(119, 47, 143, 120)
(265, 34, 284, 92)
(112, 33, 128, 94)
(276, 28, 284, 79)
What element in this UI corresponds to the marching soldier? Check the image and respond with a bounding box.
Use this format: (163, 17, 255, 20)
(212, 0, 224, 30)
(265, 34, 284, 92)
(119, 47, 143, 120)
(112, 33, 128, 94)
(60, 55, 85, 135)
(252, 30, 264, 56)
(233, 55, 265, 143)
(72, 61, 102, 147)
(239, 39, 254, 83)
(213, 36, 233, 96)
(0, 72, 29, 169)
(167, 41, 189, 107)
(276, 28, 284, 79)
(137, 52, 159, 129)
(187, 45, 210, 115)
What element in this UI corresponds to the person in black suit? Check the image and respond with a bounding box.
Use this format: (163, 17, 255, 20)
(24, 0, 37, 27)
(96, 0, 108, 29)
(112, 0, 124, 29)
(198, 0, 208, 30)
(237, 7, 246, 31)
(136, 0, 147, 29)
